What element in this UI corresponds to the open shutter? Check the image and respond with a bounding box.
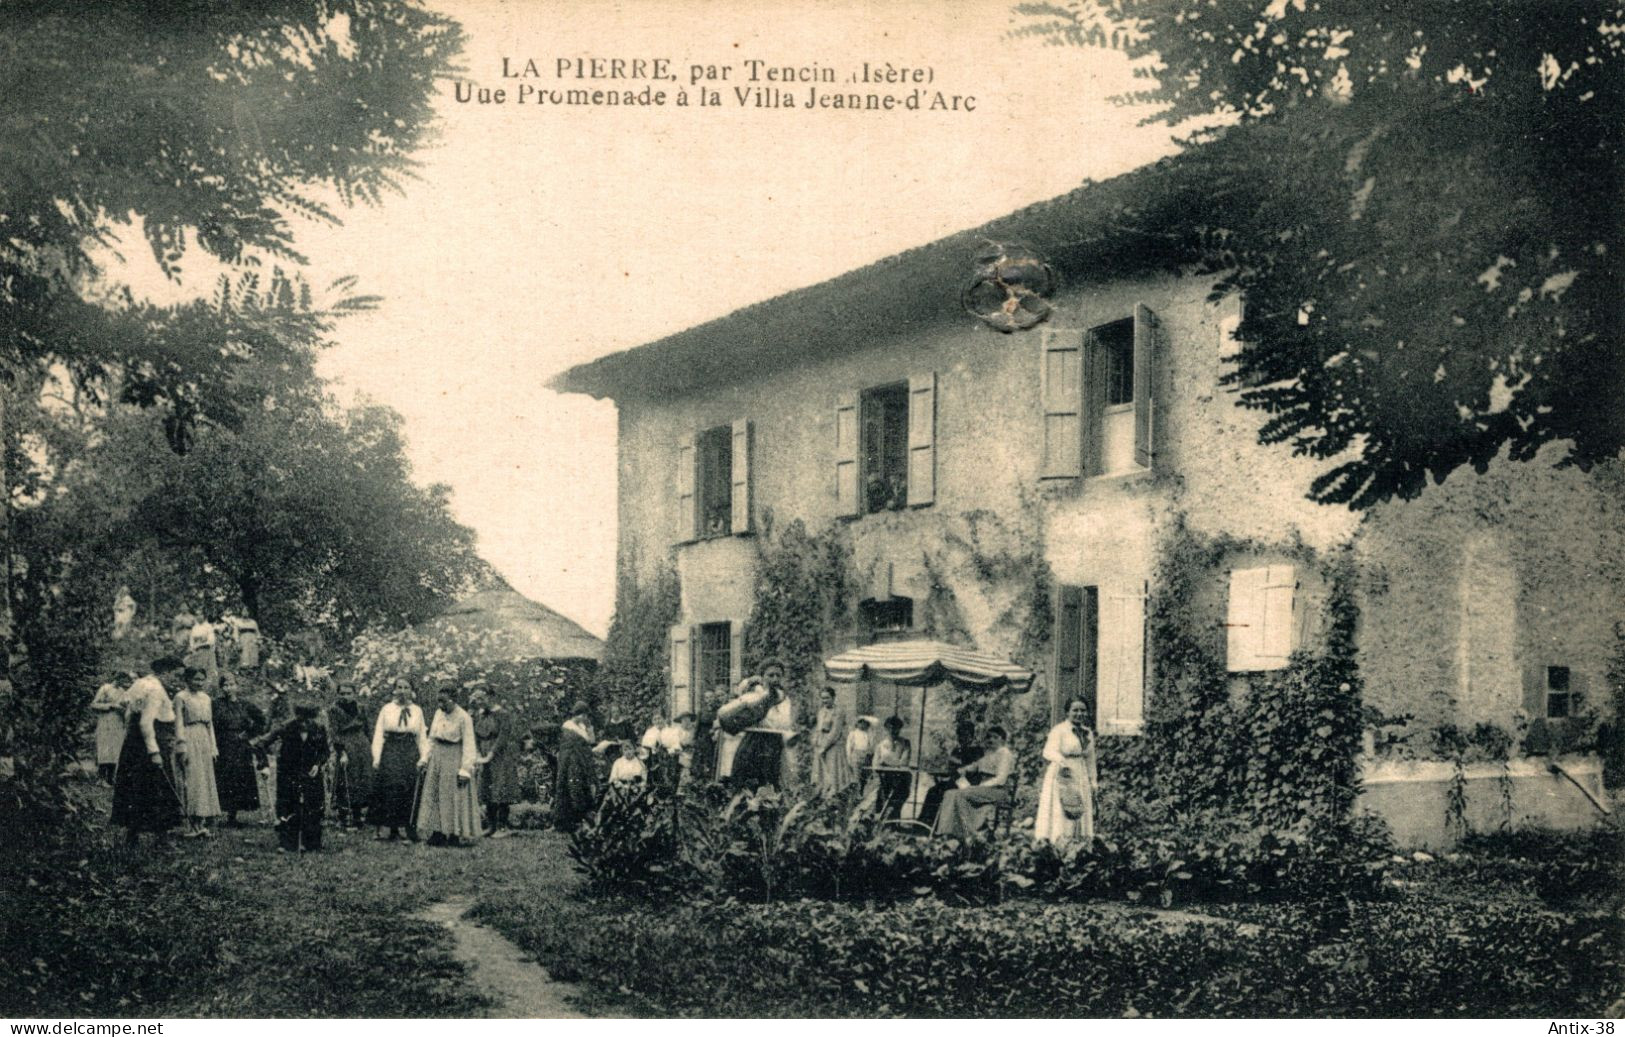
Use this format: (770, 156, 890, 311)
(1226, 567, 1267, 672)
(834, 394, 860, 517)
(1256, 564, 1298, 668)
(1040, 329, 1085, 479)
(1054, 586, 1084, 722)
(728, 620, 745, 691)
(675, 433, 698, 543)
(1134, 302, 1158, 469)
(1522, 661, 1551, 752)
(907, 373, 936, 506)
(1081, 329, 1106, 476)
(669, 625, 693, 716)
(731, 418, 753, 535)
(1099, 582, 1146, 735)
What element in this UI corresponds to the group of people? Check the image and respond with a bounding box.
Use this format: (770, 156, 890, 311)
(551, 700, 700, 830)
(95, 660, 525, 853)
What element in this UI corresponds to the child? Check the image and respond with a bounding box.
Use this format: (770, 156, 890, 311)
(254, 702, 330, 853)
(608, 740, 647, 792)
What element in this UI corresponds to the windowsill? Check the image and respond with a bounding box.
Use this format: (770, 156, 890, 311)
(1104, 401, 1134, 414)
(675, 531, 753, 547)
(1084, 466, 1153, 485)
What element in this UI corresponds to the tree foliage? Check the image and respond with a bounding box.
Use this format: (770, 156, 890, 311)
(1016, 0, 1624, 506)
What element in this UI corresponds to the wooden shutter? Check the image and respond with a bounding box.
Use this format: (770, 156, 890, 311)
(1040, 329, 1084, 479)
(1256, 565, 1298, 668)
(834, 394, 860, 517)
(675, 433, 698, 544)
(728, 620, 746, 691)
(1133, 302, 1158, 469)
(1081, 329, 1106, 476)
(1522, 661, 1551, 752)
(730, 418, 752, 535)
(669, 625, 693, 716)
(1054, 586, 1084, 723)
(1226, 566, 1267, 672)
(907, 373, 936, 506)
(1099, 582, 1146, 735)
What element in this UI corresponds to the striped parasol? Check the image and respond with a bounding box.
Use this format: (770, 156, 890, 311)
(823, 639, 1034, 691)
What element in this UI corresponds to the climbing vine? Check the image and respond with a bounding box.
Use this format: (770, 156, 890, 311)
(594, 557, 681, 726)
(742, 511, 858, 713)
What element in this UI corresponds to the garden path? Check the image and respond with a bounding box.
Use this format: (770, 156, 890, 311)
(414, 896, 597, 1019)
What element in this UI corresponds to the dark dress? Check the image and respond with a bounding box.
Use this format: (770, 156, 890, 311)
(263, 717, 329, 851)
(329, 705, 372, 824)
(553, 724, 599, 833)
(917, 740, 983, 829)
(476, 710, 519, 805)
(110, 719, 181, 834)
(213, 697, 265, 814)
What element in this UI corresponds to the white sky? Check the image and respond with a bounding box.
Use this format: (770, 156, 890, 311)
(104, 0, 1180, 637)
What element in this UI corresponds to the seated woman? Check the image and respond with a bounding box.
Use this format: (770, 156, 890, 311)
(933, 725, 1014, 841)
(917, 720, 982, 829)
(871, 716, 913, 820)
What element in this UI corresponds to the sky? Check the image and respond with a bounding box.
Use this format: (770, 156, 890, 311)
(105, 0, 1182, 637)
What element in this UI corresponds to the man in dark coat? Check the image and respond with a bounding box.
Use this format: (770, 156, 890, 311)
(255, 702, 330, 852)
(553, 700, 599, 833)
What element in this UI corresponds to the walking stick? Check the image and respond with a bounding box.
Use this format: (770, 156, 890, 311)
(408, 763, 427, 837)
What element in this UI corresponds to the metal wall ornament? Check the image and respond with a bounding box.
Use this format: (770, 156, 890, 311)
(960, 240, 1057, 332)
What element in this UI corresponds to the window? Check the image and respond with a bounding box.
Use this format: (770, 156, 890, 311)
(697, 425, 732, 537)
(1037, 304, 1157, 480)
(834, 374, 936, 516)
(698, 622, 733, 702)
(670, 621, 744, 717)
(1546, 665, 1573, 719)
(1097, 318, 1134, 406)
(1226, 565, 1298, 672)
(861, 383, 909, 514)
(861, 596, 914, 641)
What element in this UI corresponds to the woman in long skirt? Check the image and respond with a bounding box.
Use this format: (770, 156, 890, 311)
(89, 675, 131, 783)
(213, 673, 265, 825)
(416, 686, 481, 847)
(553, 702, 598, 833)
(173, 666, 222, 837)
(370, 679, 427, 840)
(473, 695, 518, 836)
(111, 658, 185, 845)
(329, 693, 372, 830)
(809, 687, 854, 798)
(1033, 699, 1098, 847)
(934, 726, 1015, 841)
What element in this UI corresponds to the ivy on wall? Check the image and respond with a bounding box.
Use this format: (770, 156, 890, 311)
(594, 557, 680, 726)
(742, 511, 858, 717)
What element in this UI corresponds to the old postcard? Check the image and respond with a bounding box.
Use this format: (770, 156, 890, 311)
(1, 0, 1620, 1024)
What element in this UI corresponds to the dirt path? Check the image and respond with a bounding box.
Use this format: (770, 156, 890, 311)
(414, 896, 598, 1018)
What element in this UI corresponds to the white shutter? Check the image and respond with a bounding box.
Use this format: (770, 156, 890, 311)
(730, 419, 752, 535)
(675, 433, 697, 544)
(834, 395, 860, 517)
(1098, 582, 1146, 735)
(907, 373, 936, 506)
(1040, 329, 1084, 479)
(728, 620, 745, 690)
(1226, 567, 1267, 672)
(1133, 303, 1158, 470)
(1256, 565, 1297, 668)
(669, 624, 693, 716)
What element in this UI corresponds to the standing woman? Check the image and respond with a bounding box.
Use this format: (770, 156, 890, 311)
(89, 672, 132, 783)
(213, 673, 265, 826)
(553, 701, 599, 833)
(328, 692, 372, 831)
(1034, 699, 1098, 847)
(173, 666, 222, 837)
(810, 686, 853, 798)
(370, 679, 427, 841)
(473, 694, 518, 837)
(111, 658, 186, 846)
(416, 687, 481, 847)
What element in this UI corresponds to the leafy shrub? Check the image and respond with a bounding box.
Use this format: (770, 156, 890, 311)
(567, 787, 693, 896)
(1451, 823, 1625, 909)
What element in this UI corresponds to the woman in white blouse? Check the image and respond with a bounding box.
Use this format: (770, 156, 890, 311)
(934, 725, 1015, 841)
(1034, 699, 1098, 846)
(370, 679, 428, 841)
(415, 686, 481, 847)
(89, 673, 131, 783)
(173, 666, 222, 836)
(110, 657, 186, 845)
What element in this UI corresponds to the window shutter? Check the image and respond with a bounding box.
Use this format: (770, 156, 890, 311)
(1522, 662, 1551, 751)
(1133, 303, 1158, 470)
(1099, 582, 1146, 735)
(669, 625, 693, 716)
(728, 620, 746, 691)
(907, 373, 936, 506)
(1054, 585, 1084, 722)
(834, 394, 860, 517)
(675, 433, 697, 543)
(1040, 329, 1084, 479)
(1081, 329, 1106, 476)
(1226, 567, 1267, 672)
(1256, 564, 1298, 668)
(731, 418, 753, 535)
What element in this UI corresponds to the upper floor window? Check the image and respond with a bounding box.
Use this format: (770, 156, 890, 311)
(1545, 665, 1573, 719)
(835, 374, 935, 517)
(861, 596, 914, 640)
(1039, 303, 1158, 480)
(675, 420, 752, 544)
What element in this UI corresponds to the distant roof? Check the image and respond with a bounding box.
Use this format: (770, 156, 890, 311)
(417, 588, 603, 662)
(549, 149, 1203, 401)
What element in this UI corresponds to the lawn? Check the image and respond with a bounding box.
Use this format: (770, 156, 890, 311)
(6, 776, 1621, 1018)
